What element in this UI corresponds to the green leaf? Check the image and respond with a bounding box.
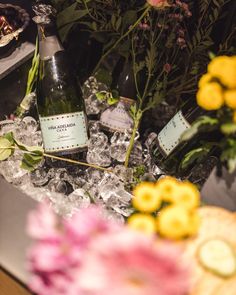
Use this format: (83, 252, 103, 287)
(59, 23, 75, 42)
(95, 68, 112, 86)
(21, 153, 43, 172)
(57, 4, 88, 28)
(221, 139, 236, 173)
(0, 137, 13, 161)
(181, 116, 219, 141)
(122, 11, 137, 29)
(14, 138, 44, 155)
(221, 123, 236, 135)
(130, 103, 137, 120)
(3, 132, 14, 145)
(181, 146, 211, 170)
(107, 96, 119, 105)
(96, 91, 106, 101)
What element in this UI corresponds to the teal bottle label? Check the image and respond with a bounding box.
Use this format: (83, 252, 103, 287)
(157, 111, 191, 156)
(39, 112, 88, 153)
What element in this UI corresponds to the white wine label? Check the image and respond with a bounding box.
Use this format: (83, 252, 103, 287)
(157, 111, 191, 156)
(100, 97, 134, 132)
(39, 112, 88, 152)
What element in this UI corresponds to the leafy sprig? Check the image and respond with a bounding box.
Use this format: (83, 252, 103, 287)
(0, 132, 112, 173)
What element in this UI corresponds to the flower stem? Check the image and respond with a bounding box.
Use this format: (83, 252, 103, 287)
(43, 153, 113, 173)
(0, 146, 113, 173)
(93, 6, 150, 74)
(124, 118, 140, 168)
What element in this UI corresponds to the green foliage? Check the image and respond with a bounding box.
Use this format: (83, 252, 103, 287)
(181, 116, 219, 141)
(181, 145, 212, 170)
(96, 90, 119, 105)
(221, 139, 236, 173)
(221, 123, 236, 135)
(0, 137, 13, 161)
(0, 133, 44, 171)
(25, 38, 39, 96)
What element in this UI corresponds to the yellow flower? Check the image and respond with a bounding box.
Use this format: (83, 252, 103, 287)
(155, 176, 179, 203)
(208, 55, 236, 88)
(197, 82, 224, 110)
(224, 90, 236, 110)
(173, 182, 200, 210)
(157, 205, 190, 240)
(128, 213, 156, 235)
(208, 56, 230, 77)
(187, 212, 201, 236)
(132, 182, 161, 213)
(198, 73, 213, 88)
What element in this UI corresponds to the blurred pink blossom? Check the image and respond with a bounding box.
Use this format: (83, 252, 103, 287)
(26, 202, 60, 241)
(76, 231, 189, 295)
(27, 205, 190, 295)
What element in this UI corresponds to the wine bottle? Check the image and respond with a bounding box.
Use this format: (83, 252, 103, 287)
(100, 57, 136, 133)
(150, 100, 214, 177)
(33, 3, 88, 156)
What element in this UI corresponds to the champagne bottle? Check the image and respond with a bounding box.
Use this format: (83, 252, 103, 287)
(150, 100, 214, 177)
(100, 57, 136, 133)
(33, 3, 88, 156)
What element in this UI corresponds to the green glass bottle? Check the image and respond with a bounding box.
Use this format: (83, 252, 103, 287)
(100, 57, 136, 133)
(150, 100, 214, 177)
(33, 3, 88, 156)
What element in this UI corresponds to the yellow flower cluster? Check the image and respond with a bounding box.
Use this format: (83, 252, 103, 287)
(128, 177, 201, 240)
(197, 56, 236, 120)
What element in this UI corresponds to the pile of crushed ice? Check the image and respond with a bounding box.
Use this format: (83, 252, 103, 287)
(0, 77, 162, 221)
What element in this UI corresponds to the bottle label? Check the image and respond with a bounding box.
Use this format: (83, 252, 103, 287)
(100, 97, 134, 132)
(157, 111, 191, 157)
(39, 112, 88, 153)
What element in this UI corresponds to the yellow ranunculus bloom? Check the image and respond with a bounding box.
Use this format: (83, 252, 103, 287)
(197, 82, 224, 110)
(132, 182, 161, 213)
(157, 205, 190, 240)
(173, 182, 200, 210)
(208, 56, 230, 77)
(208, 56, 236, 88)
(187, 212, 201, 236)
(198, 73, 213, 88)
(128, 213, 156, 235)
(155, 176, 179, 203)
(224, 90, 236, 110)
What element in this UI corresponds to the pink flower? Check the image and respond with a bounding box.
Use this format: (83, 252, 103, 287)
(147, 0, 171, 9)
(27, 205, 190, 295)
(164, 63, 172, 73)
(76, 230, 189, 295)
(64, 205, 120, 244)
(26, 202, 60, 241)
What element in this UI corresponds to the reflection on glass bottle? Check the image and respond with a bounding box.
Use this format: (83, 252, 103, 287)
(100, 57, 136, 133)
(33, 3, 89, 157)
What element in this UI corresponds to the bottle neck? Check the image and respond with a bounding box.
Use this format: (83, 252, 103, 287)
(38, 23, 64, 61)
(112, 57, 137, 100)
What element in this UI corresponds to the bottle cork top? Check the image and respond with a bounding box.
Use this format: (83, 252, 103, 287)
(32, 2, 56, 25)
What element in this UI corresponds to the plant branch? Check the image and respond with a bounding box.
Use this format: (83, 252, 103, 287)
(43, 153, 113, 172)
(0, 146, 113, 173)
(93, 6, 150, 74)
